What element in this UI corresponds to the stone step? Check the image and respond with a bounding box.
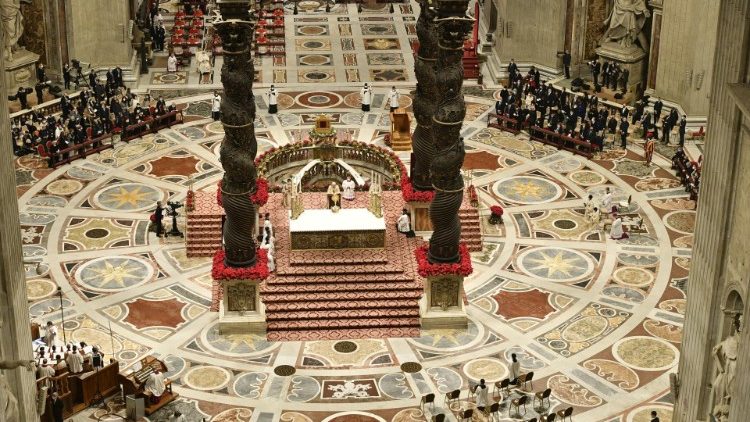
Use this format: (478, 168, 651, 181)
(266, 326, 421, 341)
(267, 271, 416, 284)
(186, 231, 222, 240)
(267, 317, 421, 331)
(263, 290, 422, 304)
(264, 298, 420, 312)
(266, 307, 420, 321)
(274, 264, 404, 277)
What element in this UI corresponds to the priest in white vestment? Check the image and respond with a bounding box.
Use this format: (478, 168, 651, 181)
(610, 214, 629, 240)
(397, 209, 413, 237)
(167, 54, 178, 73)
(342, 176, 356, 200)
(37, 359, 55, 388)
(327, 182, 341, 210)
(360, 83, 372, 112)
(601, 188, 612, 213)
(144, 368, 167, 403)
(44, 321, 57, 346)
(66, 346, 84, 374)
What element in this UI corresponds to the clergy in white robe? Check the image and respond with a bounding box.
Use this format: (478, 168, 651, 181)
(327, 182, 341, 210)
(475, 380, 489, 410)
(360, 83, 372, 112)
(610, 215, 629, 240)
(167, 54, 178, 73)
(44, 321, 57, 346)
(583, 194, 595, 219)
(509, 353, 521, 383)
(65, 347, 84, 374)
(601, 188, 612, 212)
(397, 209, 411, 234)
(388, 87, 400, 112)
(342, 176, 356, 200)
(268, 85, 278, 114)
(37, 360, 55, 387)
(144, 369, 167, 403)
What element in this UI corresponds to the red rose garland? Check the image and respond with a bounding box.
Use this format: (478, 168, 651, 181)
(212, 249, 270, 281)
(415, 243, 473, 278)
(490, 205, 504, 217)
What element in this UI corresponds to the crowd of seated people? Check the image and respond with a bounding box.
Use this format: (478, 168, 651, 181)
(11, 71, 177, 167)
(494, 64, 635, 152)
(672, 149, 701, 200)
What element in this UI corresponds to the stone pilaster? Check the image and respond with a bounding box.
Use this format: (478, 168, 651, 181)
(673, 0, 750, 421)
(0, 49, 38, 422)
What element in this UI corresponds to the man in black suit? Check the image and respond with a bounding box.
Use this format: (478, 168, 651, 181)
(650, 410, 660, 422)
(11, 86, 33, 109)
(679, 115, 687, 146)
(621, 68, 629, 92)
(508, 59, 518, 84)
(653, 98, 663, 120)
(36, 63, 46, 83)
(619, 118, 629, 149)
(63, 63, 71, 90)
(562, 51, 571, 79)
(602, 62, 610, 87)
(51, 391, 64, 422)
(591, 59, 601, 86)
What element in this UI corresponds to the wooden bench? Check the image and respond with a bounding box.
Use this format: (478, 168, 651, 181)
(486, 113, 520, 134)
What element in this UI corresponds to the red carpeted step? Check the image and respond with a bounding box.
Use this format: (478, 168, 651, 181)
(267, 317, 421, 331)
(262, 281, 418, 293)
(266, 307, 420, 321)
(262, 290, 422, 304)
(264, 298, 420, 312)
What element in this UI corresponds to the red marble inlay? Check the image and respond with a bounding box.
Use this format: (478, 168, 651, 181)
(123, 297, 187, 329)
(148, 155, 200, 177)
(493, 289, 556, 321)
(462, 151, 502, 171)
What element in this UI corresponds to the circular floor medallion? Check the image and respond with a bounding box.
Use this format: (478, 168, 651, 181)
(75, 255, 153, 292)
(26, 278, 57, 301)
(517, 247, 595, 282)
(462, 358, 508, 383)
(274, 365, 297, 376)
(400, 362, 422, 373)
(94, 183, 164, 212)
(612, 336, 679, 371)
(333, 341, 358, 353)
(295, 91, 343, 109)
(46, 179, 83, 196)
(494, 175, 563, 205)
(613, 267, 654, 288)
(183, 366, 231, 391)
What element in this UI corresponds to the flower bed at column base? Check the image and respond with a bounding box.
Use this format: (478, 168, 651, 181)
(211, 249, 270, 335)
(415, 244, 471, 329)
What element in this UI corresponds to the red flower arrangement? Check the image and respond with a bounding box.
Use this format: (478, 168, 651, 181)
(217, 178, 269, 208)
(251, 178, 269, 206)
(415, 243, 473, 278)
(490, 205, 504, 217)
(212, 249, 269, 281)
(401, 170, 436, 202)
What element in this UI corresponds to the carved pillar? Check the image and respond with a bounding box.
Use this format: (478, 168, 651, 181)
(216, 1, 258, 267)
(427, 0, 472, 264)
(0, 48, 37, 422)
(645, 0, 663, 91)
(410, 0, 439, 191)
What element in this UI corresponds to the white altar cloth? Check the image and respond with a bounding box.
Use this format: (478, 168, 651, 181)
(289, 208, 385, 232)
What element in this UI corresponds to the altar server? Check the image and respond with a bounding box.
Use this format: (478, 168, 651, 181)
(167, 53, 178, 73)
(601, 187, 612, 213)
(342, 176, 356, 200)
(267, 85, 278, 114)
(610, 213, 629, 240)
(44, 321, 58, 346)
(66, 345, 84, 374)
(388, 86, 399, 112)
(211, 91, 221, 121)
(360, 83, 372, 112)
(37, 359, 55, 386)
(144, 368, 167, 403)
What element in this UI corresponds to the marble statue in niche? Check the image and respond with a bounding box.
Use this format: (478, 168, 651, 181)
(602, 0, 650, 49)
(711, 313, 742, 421)
(0, 312, 35, 422)
(0, 0, 29, 61)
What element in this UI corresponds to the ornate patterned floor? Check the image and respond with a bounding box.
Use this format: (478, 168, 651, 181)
(17, 83, 694, 421)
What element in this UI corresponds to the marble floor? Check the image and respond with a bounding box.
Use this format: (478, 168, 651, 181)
(13, 1, 702, 421)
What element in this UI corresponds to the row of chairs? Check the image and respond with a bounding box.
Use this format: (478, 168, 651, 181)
(420, 372, 574, 421)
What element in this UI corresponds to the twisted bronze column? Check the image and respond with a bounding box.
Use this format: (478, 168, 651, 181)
(216, 1, 258, 267)
(428, 0, 472, 263)
(410, 1, 439, 191)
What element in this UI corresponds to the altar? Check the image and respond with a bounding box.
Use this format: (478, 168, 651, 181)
(289, 208, 386, 250)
